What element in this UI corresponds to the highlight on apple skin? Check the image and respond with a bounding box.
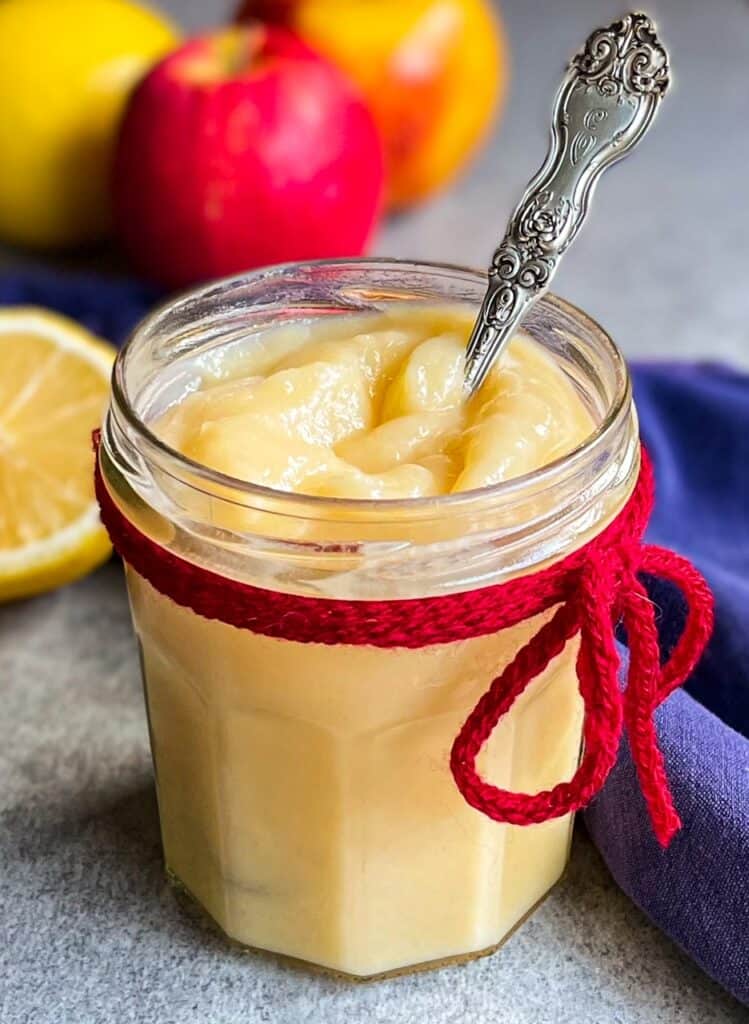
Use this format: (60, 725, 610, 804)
(111, 24, 386, 288)
(236, 0, 508, 209)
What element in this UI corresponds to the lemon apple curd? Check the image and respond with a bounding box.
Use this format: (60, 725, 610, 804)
(101, 261, 639, 977)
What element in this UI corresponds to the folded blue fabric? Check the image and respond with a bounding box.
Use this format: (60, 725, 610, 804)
(585, 363, 749, 1004)
(4, 268, 747, 1003)
(0, 264, 161, 345)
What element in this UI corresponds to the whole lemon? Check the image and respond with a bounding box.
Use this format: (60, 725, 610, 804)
(0, 0, 178, 249)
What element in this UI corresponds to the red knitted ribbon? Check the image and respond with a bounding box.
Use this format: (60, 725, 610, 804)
(94, 436, 713, 847)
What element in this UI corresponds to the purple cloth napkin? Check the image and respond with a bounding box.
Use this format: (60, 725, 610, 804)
(3, 268, 747, 1003)
(0, 263, 161, 345)
(585, 363, 749, 1004)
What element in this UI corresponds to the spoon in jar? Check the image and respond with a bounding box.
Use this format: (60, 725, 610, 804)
(464, 11, 671, 396)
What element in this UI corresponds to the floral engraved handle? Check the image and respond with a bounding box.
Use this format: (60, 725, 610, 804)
(465, 12, 670, 394)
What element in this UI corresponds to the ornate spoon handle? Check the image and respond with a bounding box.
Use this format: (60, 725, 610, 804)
(464, 11, 670, 395)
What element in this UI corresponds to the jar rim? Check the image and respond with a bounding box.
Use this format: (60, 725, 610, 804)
(111, 257, 632, 519)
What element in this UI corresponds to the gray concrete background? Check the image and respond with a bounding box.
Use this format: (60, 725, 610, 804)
(164, 0, 749, 367)
(3, 2, 749, 1023)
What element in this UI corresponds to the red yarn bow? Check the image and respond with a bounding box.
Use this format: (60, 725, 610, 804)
(94, 438, 713, 847)
(450, 503, 714, 848)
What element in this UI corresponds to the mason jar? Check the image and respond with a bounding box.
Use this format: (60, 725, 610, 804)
(98, 259, 639, 978)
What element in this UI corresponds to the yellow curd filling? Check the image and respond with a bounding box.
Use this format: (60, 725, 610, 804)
(155, 305, 593, 498)
(124, 306, 599, 977)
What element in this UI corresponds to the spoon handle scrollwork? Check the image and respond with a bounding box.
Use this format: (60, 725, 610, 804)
(464, 11, 671, 395)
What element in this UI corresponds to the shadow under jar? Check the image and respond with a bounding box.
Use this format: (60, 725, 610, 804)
(99, 259, 639, 979)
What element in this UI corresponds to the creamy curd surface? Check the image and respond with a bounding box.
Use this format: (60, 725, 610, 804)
(123, 306, 600, 977)
(155, 305, 594, 499)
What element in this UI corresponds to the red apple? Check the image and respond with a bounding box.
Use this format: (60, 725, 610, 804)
(236, 0, 507, 209)
(112, 24, 385, 288)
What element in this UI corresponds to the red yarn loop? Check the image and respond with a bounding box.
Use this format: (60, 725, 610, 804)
(94, 436, 713, 847)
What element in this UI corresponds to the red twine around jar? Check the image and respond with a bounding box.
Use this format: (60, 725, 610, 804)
(94, 435, 713, 847)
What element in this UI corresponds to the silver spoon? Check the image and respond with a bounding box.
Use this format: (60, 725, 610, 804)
(464, 11, 671, 395)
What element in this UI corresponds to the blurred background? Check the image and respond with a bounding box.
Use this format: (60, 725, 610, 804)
(1, 0, 746, 364)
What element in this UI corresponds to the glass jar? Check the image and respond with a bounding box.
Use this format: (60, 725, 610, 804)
(100, 259, 639, 979)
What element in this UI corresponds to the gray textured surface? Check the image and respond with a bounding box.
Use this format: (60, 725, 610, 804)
(380, 0, 749, 368)
(3, 1, 749, 1022)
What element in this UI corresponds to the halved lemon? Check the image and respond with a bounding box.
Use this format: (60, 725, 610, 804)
(0, 308, 115, 602)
